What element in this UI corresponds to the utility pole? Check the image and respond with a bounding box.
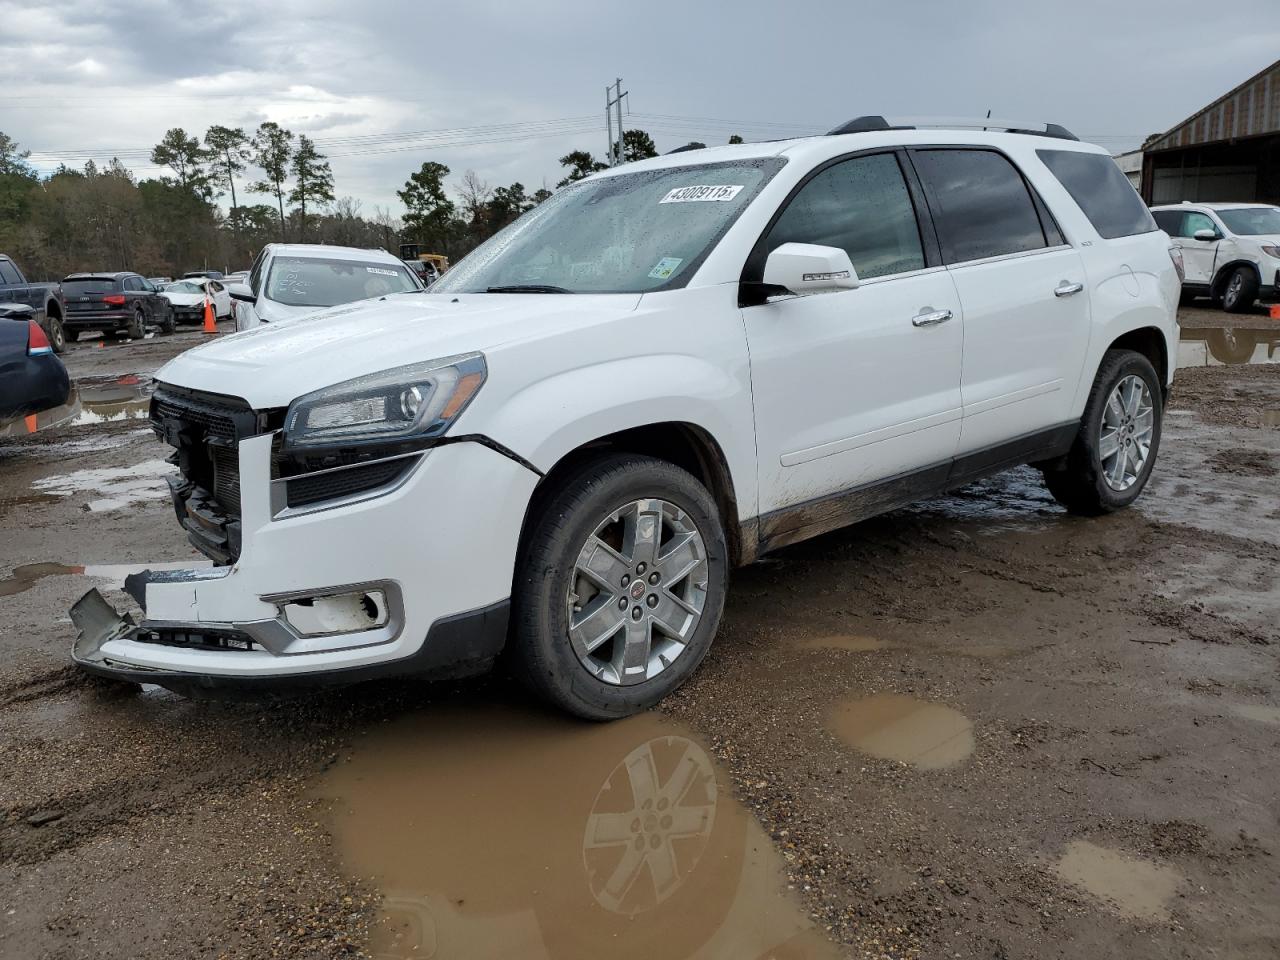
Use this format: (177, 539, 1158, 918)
(605, 78, 628, 166)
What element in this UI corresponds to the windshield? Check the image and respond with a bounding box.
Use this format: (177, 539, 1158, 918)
(264, 257, 420, 307)
(432, 158, 785, 295)
(1217, 207, 1280, 236)
(165, 281, 203, 294)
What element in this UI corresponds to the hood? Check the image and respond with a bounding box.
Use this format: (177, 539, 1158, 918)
(161, 292, 204, 306)
(155, 292, 642, 408)
(256, 298, 323, 323)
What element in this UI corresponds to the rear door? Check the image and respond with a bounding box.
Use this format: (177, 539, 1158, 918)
(122, 275, 146, 317)
(909, 147, 1090, 453)
(741, 149, 963, 525)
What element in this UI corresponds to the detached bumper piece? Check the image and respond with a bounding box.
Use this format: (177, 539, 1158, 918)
(68, 580, 511, 698)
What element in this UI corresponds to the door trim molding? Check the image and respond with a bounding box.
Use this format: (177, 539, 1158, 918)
(757, 421, 1077, 554)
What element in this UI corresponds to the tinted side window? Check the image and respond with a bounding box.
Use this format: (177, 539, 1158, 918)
(1036, 150, 1158, 240)
(0, 260, 22, 285)
(123, 276, 142, 291)
(1152, 210, 1184, 236)
(912, 149, 1047, 263)
(760, 153, 925, 281)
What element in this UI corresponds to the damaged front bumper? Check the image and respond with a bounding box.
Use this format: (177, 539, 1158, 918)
(68, 434, 539, 695)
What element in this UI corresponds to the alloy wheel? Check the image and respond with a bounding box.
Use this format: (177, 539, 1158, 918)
(1099, 374, 1154, 491)
(567, 498, 708, 686)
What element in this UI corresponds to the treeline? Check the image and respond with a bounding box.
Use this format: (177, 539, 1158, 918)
(0, 124, 728, 282)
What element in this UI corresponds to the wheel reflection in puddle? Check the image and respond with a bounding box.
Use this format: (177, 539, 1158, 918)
(319, 702, 839, 960)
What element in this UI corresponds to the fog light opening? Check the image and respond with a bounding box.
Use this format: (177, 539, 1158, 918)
(281, 590, 389, 637)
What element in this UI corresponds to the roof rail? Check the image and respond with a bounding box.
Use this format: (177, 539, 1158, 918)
(826, 115, 1079, 141)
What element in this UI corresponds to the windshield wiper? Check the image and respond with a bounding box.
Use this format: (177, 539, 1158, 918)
(485, 284, 574, 294)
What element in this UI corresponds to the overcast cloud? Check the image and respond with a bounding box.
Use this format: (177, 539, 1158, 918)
(2, 0, 1277, 214)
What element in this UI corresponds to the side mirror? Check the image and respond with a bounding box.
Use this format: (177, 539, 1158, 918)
(227, 282, 255, 303)
(1193, 229, 1219, 242)
(762, 243, 859, 295)
(0, 302, 36, 321)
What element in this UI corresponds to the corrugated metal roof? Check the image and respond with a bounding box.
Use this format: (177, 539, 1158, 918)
(1147, 58, 1280, 152)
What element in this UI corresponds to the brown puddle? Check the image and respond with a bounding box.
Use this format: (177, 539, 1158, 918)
(1177, 324, 1280, 368)
(826, 693, 974, 770)
(797, 633, 889, 653)
(320, 702, 840, 960)
(1053, 840, 1182, 922)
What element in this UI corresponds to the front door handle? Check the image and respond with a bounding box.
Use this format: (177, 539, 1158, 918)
(1054, 281, 1084, 297)
(912, 307, 953, 327)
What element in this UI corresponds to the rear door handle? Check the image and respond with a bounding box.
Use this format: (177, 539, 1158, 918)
(1054, 281, 1084, 297)
(911, 307, 953, 327)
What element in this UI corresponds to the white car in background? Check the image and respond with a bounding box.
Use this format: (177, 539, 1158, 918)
(159, 278, 233, 325)
(1151, 202, 1280, 312)
(229, 244, 423, 330)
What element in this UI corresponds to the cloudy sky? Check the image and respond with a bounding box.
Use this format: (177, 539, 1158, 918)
(3, 0, 1277, 216)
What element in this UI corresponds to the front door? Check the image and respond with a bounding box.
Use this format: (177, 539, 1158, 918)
(1177, 209, 1221, 286)
(741, 151, 963, 532)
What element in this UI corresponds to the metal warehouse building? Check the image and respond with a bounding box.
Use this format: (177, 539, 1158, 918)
(1141, 57, 1280, 206)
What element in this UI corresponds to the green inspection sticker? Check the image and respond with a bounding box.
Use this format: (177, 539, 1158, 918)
(648, 257, 683, 280)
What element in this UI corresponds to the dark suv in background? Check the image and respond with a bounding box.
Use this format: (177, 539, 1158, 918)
(62, 272, 173, 340)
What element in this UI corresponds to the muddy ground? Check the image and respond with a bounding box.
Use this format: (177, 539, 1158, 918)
(1, 310, 1278, 959)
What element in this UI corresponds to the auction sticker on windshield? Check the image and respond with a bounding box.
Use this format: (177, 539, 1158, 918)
(659, 184, 744, 203)
(365, 267, 399, 277)
(648, 257, 683, 280)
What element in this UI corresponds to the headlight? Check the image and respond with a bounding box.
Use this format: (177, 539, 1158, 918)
(283, 353, 486, 449)
(1261, 244, 1280, 259)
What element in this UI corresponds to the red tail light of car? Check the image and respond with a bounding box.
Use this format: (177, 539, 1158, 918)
(102, 294, 127, 306)
(27, 320, 54, 356)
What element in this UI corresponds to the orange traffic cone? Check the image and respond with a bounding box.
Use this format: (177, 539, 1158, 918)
(202, 293, 217, 334)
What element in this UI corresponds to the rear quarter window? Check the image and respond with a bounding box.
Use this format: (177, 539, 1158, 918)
(1037, 150, 1158, 240)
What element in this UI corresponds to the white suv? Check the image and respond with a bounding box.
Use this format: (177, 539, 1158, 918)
(1151, 202, 1280, 312)
(230, 243, 423, 330)
(71, 118, 1181, 718)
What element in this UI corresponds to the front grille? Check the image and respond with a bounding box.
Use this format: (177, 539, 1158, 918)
(150, 386, 280, 560)
(151, 388, 247, 441)
(209, 443, 241, 513)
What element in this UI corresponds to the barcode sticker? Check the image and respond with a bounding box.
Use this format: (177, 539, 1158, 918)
(659, 184, 744, 204)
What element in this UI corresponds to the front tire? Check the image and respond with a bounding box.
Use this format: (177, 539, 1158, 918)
(1222, 266, 1259, 314)
(512, 454, 728, 720)
(159, 304, 175, 335)
(1042, 349, 1163, 515)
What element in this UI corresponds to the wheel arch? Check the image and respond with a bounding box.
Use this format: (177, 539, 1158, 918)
(1211, 259, 1261, 298)
(515, 421, 753, 569)
(1107, 325, 1169, 393)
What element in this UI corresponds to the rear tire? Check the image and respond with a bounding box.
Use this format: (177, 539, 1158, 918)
(125, 307, 145, 340)
(45, 313, 67, 353)
(1222, 266, 1259, 314)
(512, 453, 728, 720)
(1042, 349, 1163, 515)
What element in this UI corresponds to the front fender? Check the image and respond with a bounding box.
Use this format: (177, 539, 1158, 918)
(478, 353, 758, 522)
